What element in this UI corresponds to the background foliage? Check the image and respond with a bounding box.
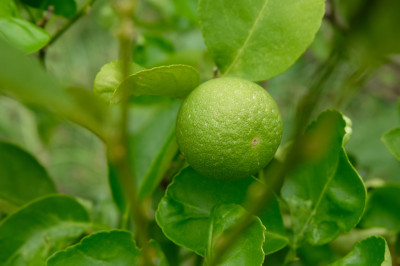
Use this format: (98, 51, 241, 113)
(0, 0, 399, 265)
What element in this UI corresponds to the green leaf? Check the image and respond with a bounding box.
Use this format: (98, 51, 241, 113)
(0, 0, 19, 18)
(46, 230, 141, 265)
(113, 65, 200, 102)
(0, 39, 110, 140)
(0, 17, 50, 54)
(205, 204, 265, 266)
(156, 166, 287, 256)
(382, 127, 400, 162)
(330, 236, 392, 266)
(129, 96, 181, 200)
(198, 0, 325, 81)
(282, 110, 366, 245)
(0, 141, 56, 214)
(93, 60, 145, 102)
(20, 0, 77, 18)
(360, 184, 400, 231)
(0, 195, 91, 265)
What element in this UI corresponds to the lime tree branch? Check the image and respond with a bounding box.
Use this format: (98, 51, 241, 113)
(48, 0, 97, 46)
(108, 0, 155, 265)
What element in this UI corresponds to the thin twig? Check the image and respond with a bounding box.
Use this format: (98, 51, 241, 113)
(110, 0, 155, 265)
(48, 0, 97, 46)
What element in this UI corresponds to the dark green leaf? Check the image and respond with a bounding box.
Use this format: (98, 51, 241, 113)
(113, 65, 200, 102)
(360, 184, 400, 231)
(0, 17, 50, 54)
(93, 60, 145, 102)
(20, 0, 77, 18)
(199, 0, 325, 81)
(382, 127, 400, 162)
(0, 39, 110, 140)
(0, 195, 91, 265)
(282, 110, 366, 245)
(46, 230, 141, 266)
(156, 166, 287, 256)
(206, 204, 265, 265)
(129, 96, 181, 200)
(330, 236, 392, 266)
(0, 141, 56, 213)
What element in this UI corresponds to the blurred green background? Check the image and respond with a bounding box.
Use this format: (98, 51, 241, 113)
(0, 0, 399, 240)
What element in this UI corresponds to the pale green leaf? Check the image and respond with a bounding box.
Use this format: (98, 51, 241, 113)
(205, 204, 265, 266)
(199, 0, 325, 81)
(0, 141, 56, 214)
(113, 65, 200, 102)
(0, 17, 50, 54)
(129, 96, 181, 200)
(0, 195, 91, 265)
(93, 60, 144, 102)
(0, 39, 110, 140)
(330, 236, 392, 266)
(382, 127, 400, 162)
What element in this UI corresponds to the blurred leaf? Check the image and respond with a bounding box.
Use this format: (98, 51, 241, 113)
(156, 166, 287, 256)
(382, 127, 400, 162)
(330, 236, 392, 266)
(0, 195, 90, 265)
(360, 184, 400, 231)
(282, 110, 366, 245)
(149, 239, 170, 266)
(113, 65, 200, 102)
(0, 141, 56, 214)
(0, 17, 50, 54)
(20, 0, 77, 18)
(205, 204, 265, 265)
(335, 0, 400, 59)
(198, 0, 325, 81)
(129, 96, 181, 200)
(93, 60, 144, 102)
(0, 39, 110, 140)
(0, 0, 19, 18)
(46, 230, 141, 265)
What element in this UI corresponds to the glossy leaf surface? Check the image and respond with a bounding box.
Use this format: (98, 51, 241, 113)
(93, 60, 144, 102)
(382, 127, 400, 162)
(360, 184, 400, 231)
(0, 141, 56, 213)
(20, 0, 77, 18)
(330, 236, 391, 266)
(206, 204, 265, 266)
(156, 167, 287, 256)
(46, 230, 140, 265)
(0, 39, 109, 139)
(282, 110, 366, 245)
(0, 195, 90, 265)
(199, 0, 325, 81)
(113, 65, 200, 102)
(0, 18, 50, 54)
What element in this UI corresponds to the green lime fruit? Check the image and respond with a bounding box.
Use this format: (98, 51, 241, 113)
(176, 77, 283, 181)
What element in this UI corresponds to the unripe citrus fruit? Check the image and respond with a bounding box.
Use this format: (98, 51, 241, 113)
(176, 77, 283, 181)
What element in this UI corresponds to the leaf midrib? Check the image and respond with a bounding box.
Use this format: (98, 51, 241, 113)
(223, 0, 270, 76)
